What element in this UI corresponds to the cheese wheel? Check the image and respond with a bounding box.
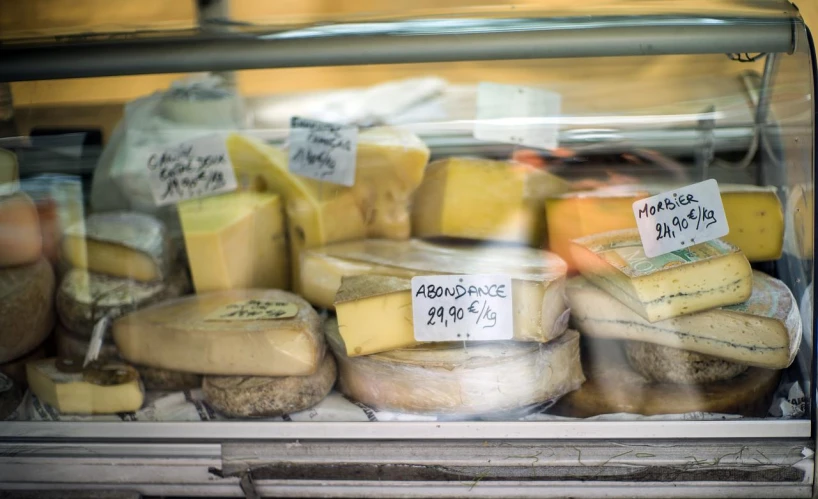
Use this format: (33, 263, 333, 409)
(114, 290, 324, 376)
(624, 341, 748, 384)
(0, 342, 46, 388)
(203, 354, 336, 418)
(0, 374, 23, 420)
(553, 339, 780, 417)
(0, 258, 55, 364)
(57, 267, 191, 338)
(326, 319, 584, 416)
(0, 192, 42, 267)
(137, 365, 202, 391)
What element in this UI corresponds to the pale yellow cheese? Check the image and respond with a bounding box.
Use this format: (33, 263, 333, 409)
(413, 157, 571, 245)
(546, 184, 784, 269)
(178, 191, 289, 292)
(326, 318, 584, 416)
(113, 289, 324, 376)
(26, 358, 144, 414)
(785, 183, 813, 259)
(225, 128, 429, 288)
(62, 212, 171, 283)
(302, 239, 569, 343)
(567, 271, 802, 369)
(335, 276, 414, 356)
(570, 229, 752, 322)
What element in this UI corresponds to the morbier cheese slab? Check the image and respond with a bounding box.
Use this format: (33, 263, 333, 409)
(624, 341, 747, 384)
(570, 229, 752, 322)
(57, 268, 190, 338)
(326, 318, 584, 416)
(413, 157, 571, 245)
(26, 358, 144, 414)
(545, 184, 784, 268)
(178, 191, 289, 292)
(0, 258, 55, 364)
(113, 290, 324, 376)
(302, 239, 569, 343)
(567, 271, 801, 369)
(203, 353, 336, 418)
(62, 212, 172, 283)
(552, 339, 779, 417)
(0, 192, 43, 267)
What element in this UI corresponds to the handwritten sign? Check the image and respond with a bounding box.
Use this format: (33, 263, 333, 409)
(205, 300, 299, 322)
(474, 82, 561, 150)
(288, 117, 357, 186)
(411, 275, 514, 341)
(146, 133, 237, 206)
(632, 179, 729, 258)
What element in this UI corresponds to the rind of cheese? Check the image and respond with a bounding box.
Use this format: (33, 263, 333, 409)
(546, 184, 784, 268)
(413, 157, 571, 245)
(552, 339, 780, 417)
(57, 268, 190, 338)
(26, 358, 145, 415)
(178, 191, 289, 292)
(113, 290, 324, 376)
(0, 148, 19, 196)
(567, 271, 801, 369)
(302, 239, 569, 342)
(55, 322, 119, 360)
(0, 192, 43, 267)
(326, 318, 584, 416)
(0, 258, 55, 364)
(202, 353, 337, 418)
(0, 343, 46, 388)
(785, 183, 813, 259)
(624, 341, 747, 384)
(136, 365, 202, 391)
(62, 212, 171, 283)
(570, 229, 752, 322)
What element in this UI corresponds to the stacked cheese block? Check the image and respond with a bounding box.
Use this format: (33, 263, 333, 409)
(0, 149, 53, 418)
(297, 156, 586, 417)
(552, 228, 801, 417)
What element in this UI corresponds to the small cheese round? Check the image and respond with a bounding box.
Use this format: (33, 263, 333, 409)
(0, 342, 46, 388)
(203, 354, 336, 418)
(137, 365, 202, 391)
(55, 322, 119, 360)
(57, 267, 190, 338)
(625, 341, 748, 384)
(0, 258, 55, 364)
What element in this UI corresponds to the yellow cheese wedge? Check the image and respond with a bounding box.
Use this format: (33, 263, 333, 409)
(113, 289, 324, 376)
(570, 229, 752, 322)
(545, 184, 784, 268)
(413, 157, 571, 246)
(0, 192, 43, 267)
(335, 276, 414, 356)
(785, 183, 813, 259)
(0, 149, 19, 196)
(225, 128, 429, 288)
(178, 191, 289, 292)
(301, 239, 569, 343)
(62, 212, 171, 283)
(326, 318, 584, 416)
(26, 358, 144, 415)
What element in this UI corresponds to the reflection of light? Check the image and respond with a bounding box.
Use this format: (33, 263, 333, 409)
(469, 112, 724, 127)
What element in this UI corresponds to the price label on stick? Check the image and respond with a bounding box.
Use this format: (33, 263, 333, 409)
(411, 275, 514, 342)
(145, 133, 237, 206)
(288, 116, 357, 186)
(632, 179, 729, 257)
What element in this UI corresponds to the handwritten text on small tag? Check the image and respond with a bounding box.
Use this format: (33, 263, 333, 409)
(288, 117, 357, 186)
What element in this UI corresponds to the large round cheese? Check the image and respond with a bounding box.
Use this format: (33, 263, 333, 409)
(326, 319, 584, 416)
(625, 341, 748, 384)
(203, 353, 336, 418)
(553, 339, 780, 418)
(0, 342, 46, 388)
(57, 267, 191, 338)
(0, 258, 55, 364)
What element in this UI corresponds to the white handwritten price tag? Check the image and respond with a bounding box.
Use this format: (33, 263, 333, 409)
(411, 275, 514, 342)
(288, 117, 357, 186)
(146, 133, 237, 206)
(633, 179, 729, 258)
(474, 82, 561, 150)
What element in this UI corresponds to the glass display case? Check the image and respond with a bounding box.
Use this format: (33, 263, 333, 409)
(0, 1, 815, 497)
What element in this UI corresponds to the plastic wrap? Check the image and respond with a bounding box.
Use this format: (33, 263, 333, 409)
(326, 318, 584, 417)
(112, 289, 325, 377)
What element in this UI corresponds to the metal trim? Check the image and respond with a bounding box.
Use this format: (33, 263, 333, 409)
(0, 419, 810, 441)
